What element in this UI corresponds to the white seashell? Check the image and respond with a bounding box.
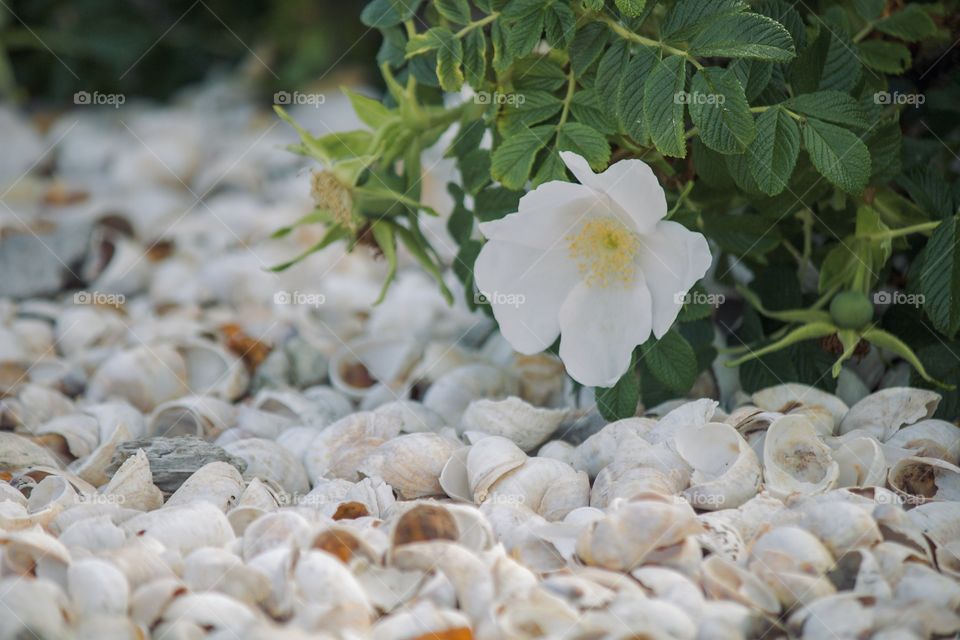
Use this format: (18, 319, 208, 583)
(59, 515, 127, 553)
(328, 336, 421, 400)
(590, 461, 686, 509)
(175, 337, 249, 400)
(631, 567, 705, 617)
(105, 536, 178, 590)
(888, 455, 960, 503)
(224, 438, 309, 495)
(459, 396, 567, 451)
(25, 474, 78, 523)
(67, 557, 130, 617)
(463, 435, 527, 503)
(675, 422, 761, 510)
(371, 600, 471, 640)
(0, 525, 71, 575)
(252, 387, 349, 428)
(788, 593, 875, 640)
(571, 417, 654, 478)
(763, 414, 838, 498)
(537, 440, 576, 465)
(576, 497, 702, 571)
(148, 395, 237, 439)
(894, 563, 960, 611)
(838, 387, 940, 440)
(486, 457, 590, 520)
(165, 461, 245, 511)
(423, 363, 520, 426)
(749, 525, 834, 576)
(643, 397, 718, 445)
(830, 433, 888, 487)
(701, 555, 780, 615)
(293, 549, 372, 621)
(100, 449, 164, 511)
(828, 548, 892, 598)
(5, 383, 75, 431)
(885, 419, 960, 463)
(73, 614, 146, 640)
(183, 547, 271, 606)
(242, 511, 312, 561)
(303, 411, 402, 483)
(496, 587, 581, 638)
(696, 512, 746, 561)
(0, 431, 65, 470)
(371, 399, 446, 434)
(357, 432, 459, 499)
(122, 501, 235, 555)
(87, 344, 189, 412)
(753, 383, 849, 427)
(0, 576, 72, 639)
(158, 592, 257, 638)
(35, 413, 100, 459)
(786, 496, 882, 556)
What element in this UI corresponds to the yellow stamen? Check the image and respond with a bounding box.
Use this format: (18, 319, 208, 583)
(311, 171, 356, 231)
(567, 217, 640, 288)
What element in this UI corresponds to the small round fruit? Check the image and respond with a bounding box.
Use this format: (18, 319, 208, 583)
(829, 291, 874, 329)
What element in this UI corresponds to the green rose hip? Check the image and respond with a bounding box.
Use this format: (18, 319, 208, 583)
(829, 291, 875, 329)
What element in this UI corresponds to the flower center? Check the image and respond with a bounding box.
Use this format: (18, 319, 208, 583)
(567, 218, 640, 288)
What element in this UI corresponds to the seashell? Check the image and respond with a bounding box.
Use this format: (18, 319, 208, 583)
(785, 496, 882, 556)
(5, 383, 75, 431)
(293, 549, 373, 625)
(753, 383, 849, 426)
(252, 387, 350, 428)
(67, 557, 130, 617)
(183, 546, 271, 606)
(885, 419, 960, 463)
(888, 456, 960, 503)
(224, 438, 309, 495)
(59, 515, 127, 553)
(830, 433, 888, 487)
(576, 497, 702, 571)
(25, 474, 78, 523)
(675, 422, 761, 510)
(357, 432, 459, 499)
(827, 548, 892, 598)
(763, 414, 838, 498)
(0, 576, 73, 640)
(643, 398, 718, 445)
(893, 563, 960, 611)
(157, 592, 258, 638)
(35, 413, 100, 459)
(84, 400, 147, 441)
(590, 461, 686, 509)
(788, 593, 875, 640)
(174, 337, 249, 400)
(631, 567, 705, 617)
(148, 395, 237, 439)
(303, 411, 402, 483)
(485, 457, 590, 521)
(100, 449, 164, 511)
(749, 525, 835, 576)
(87, 344, 189, 412)
(0, 432, 70, 471)
(571, 417, 655, 478)
(442, 435, 526, 504)
(585, 594, 698, 639)
(0, 525, 71, 575)
(328, 336, 421, 400)
(696, 512, 746, 561)
(496, 587, 581, 638)
(122, 501, 235, 555)
(165, 461, 245, 511)
(371, 600, 471, 640)
(838, 387, 940, 440)
(460, 396, 567, 451)
(73, 614, 146, 640)
(537, 440, 576, 465)
(423, 363, 520, 426)
(103, 536, 179, 590)
(242, 511, 312, 561)
(701, 555, 780, 615)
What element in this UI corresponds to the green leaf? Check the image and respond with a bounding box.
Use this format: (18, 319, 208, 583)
(269, 224, 350, 272)
(786, 91, 870, 129)
(876, 5, 938, 42)
(459, 149, 492, 195)
(748, 106, 800, 196)
(506, 7, 545, 59)
(569, 23, 609, 76)
(435, 0, 471, 24)
(644, 55, 688, 158)
(371, 221, 398, 304)
(490, 125, 551, 189)
(921, 217, 960, 338)
(544, 2, 576, 49)
(703, 213, 782, 256)
(596, 363, 640, 421)
(791, 29, 861, 94)
(462, 29, 488, 86)
(619, 48, 658, 141)
(614, 0, 647, 18)
(394, 224, 454, 304)
(688, 13, 796, 61)
(361, 0, 423, 27)
(858, 40, 912, 74)
(475, 186, 523, 221)
(899, 171, 954, 219)
(406, 27, 451, 57)
(641, 331, 698, 393)
(271, 209, 331, 239)
(344, 89, 395, 129)
(865, 119, 902, 184)
(596, 40, 630, 121)
(688, 67, 756, 154)
(571, 89, 618, 135)
(447, 119, 486, 159)
(862, 327, 952, 389)
(532, 149, 568, 187)
(738, 284, 832, 324)
(512, 56, 567, 91)
(753, 0, 806, 49)
(853, 0, 885, 21)
(729, 58, 774, 102)
(801, 118, 871, 195)
(661, 0, 747, 42)
(499, 90, 563, 133)
(557, 122, 611, 170)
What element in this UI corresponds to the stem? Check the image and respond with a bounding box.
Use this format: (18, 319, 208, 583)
(666, 181, 694, 219)
(751, 105, 803, 121)
(455, 12, 500, 38)
(863, 220, 942, 240)
(853, 23, 874, 43)
(556, 68, 576, 130)
(599, 15, 703, 69)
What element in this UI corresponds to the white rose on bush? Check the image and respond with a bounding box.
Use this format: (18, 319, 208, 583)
(474, 152, 712, 387)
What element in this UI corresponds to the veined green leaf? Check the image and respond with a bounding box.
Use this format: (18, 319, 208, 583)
(505, 6, 545, 59)
(644, 55, 688, 158)
(371, 221, 398, 304)
(619, 48, 658, 141)
(544, 2, 576, 50)
(641, 331, 698, 393)
(490, 125, 551, 189)
(748, 106, 800, 196)
(435, 0, 471, 25)
(801, 118, 871, 195)
(557, 122, 610, 170)
(786, 91, 870, 129)
(688, 67, 756, 154)
(271, 209, 331, 239)
(688, 13, 796, 61)
(532, 149, 568, 187)
(661, 0, 747, 42)
(876, 5, 938, 42)
(344, 89, 395, 129)
(462, 29, 487, 86)
(614, 0, 647, 18)
(569, 23, 609, 76)
(791, 29, 861, 94)
(858, 41, 912, 74)
(862, 327, 953, 389)
(921, 217, 960, 338)
(361, 0, 423, 27)
(596, 361, 640, 421)
(269, 224, 350, 272)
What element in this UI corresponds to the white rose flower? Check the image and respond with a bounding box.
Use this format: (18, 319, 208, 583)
(474, 151, 712, 387)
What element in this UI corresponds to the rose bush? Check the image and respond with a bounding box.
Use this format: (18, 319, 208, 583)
(274, 0, 960, 419)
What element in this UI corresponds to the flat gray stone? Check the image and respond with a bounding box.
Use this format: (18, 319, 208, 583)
(108, 436, 247, 495)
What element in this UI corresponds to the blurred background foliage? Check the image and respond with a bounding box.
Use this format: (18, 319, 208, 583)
(0, 0, 376, 102)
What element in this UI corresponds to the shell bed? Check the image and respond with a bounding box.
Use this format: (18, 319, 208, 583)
(1, 88, 959, 640)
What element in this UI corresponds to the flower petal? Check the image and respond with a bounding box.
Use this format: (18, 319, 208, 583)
(474, 240, 581, 354)
(478, 181, 604, 250)
(559, 151, 666, 236)
(557, 278, 653, 387)
(637, 220, 713, 339)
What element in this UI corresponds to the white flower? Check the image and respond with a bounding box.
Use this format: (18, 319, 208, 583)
(474, 151, 712, 387)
